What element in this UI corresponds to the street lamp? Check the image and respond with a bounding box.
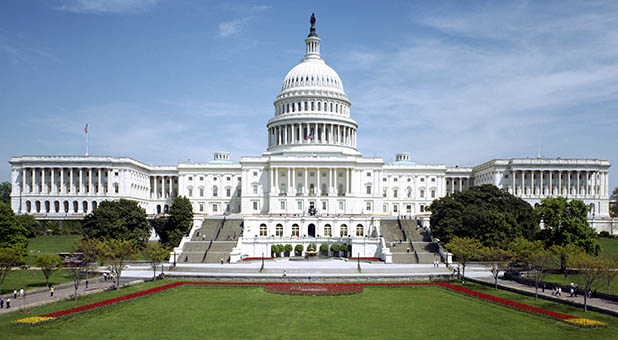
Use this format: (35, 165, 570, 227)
(357, 252, 361, 273)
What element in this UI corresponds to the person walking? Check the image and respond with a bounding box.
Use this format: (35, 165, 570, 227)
(13, 289, 17, 299)
(6, 298, 10, 309)
(86, 280, 89, 289)
(19, 288, 24, 298)
(50, 286, 54, 297)
(0, 296, 4, 308)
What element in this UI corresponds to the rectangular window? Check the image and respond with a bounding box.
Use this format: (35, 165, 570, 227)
(280, 201, 286, 210)
(338, 201, 344, 211)
(322, 201, 327, 210)
(227, 176, 231, 181)
(199, 188, 204, 197)
(298, 201, 303, 210)
(188, 188, 193, 197)
(212, 204, 218, 212)
(431, 190, 436, 198)
(199, 204, 204, 212)
(253, 171, 258, 176)
(431, 178, 435, 182)
(188, 176, 193, 181)
(420, 205, 425, 212)
(383, 178, 387, 182)
(366, 202, 372, 211)
(199, 176, 203, 181)
(420, 190, 424, 198)
(226, 188, 231, 197)
(253, 201, 258, 210)
(366, 186, 372, 194)
(393, 204, 398, 212)
(420, 178, 424, 182)
(383, 190, 387, 198)
(394, 178, 398, 182)
(406, 204, 412, 213)
(367, 172, 371, 177)
(393, 189, 398, 198)
(252, 184, 258, 194)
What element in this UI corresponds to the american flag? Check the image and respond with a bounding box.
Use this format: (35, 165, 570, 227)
(84, 123, 88, 134)
(306, 130, 313, 140)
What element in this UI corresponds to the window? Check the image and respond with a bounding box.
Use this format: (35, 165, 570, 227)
(420, 190, 425, 198)
(253, 171, 258, 176)
(324, 224, 332, 237)
(188, 188, 193, 197)
(322, 201, 327, 210)
(431, 190, 436, 198)
(383, 204, 388, 213)
(238, 177, 241, 181)
(188, 176, 193, 181)
(199, 188, 204, 197)
(199, 203, 204, 212)
(406, 204, 412, 213)
(199, 176, 203, 181)
(226, 188, 231, 197)
(383, 178, 387, 182)
(276, 224, 283, 237)
(114, 172, 119, 176)
(407, 187, 412, 198)
(297, 201, 303, 210)
(366, 202, 372, 211)
(226, 176, 231, 181)
(366, 185, 372, 195)
(420, 205, 425, 212)
(356, 224, 364, 236)
(394, 178, 398, 182)
(212, 186, 218, 197)
(260, 224, 267, 236)
(340, 224, 348, 237)
(253, 201, 258, 210)
(383, 189, 387, 198)
(431, 178, 435, 182)
(252, 184, 258, 194)
(212, 203, 218, 212)
(393, 189, 398, 198)
(366, 172, 371, 177)
(310, 172, 315, 177)
(407, 178, 411, 182)
(393, 204, 398, 213)
(292, 224, 300, 237)
(280, 201, 286, 210)
(338, 201, 345, 211)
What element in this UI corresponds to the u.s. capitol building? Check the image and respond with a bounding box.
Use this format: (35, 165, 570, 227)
(8, 17, 613, 261)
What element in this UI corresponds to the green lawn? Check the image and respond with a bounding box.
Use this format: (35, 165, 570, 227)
(27, 235, 80, 266)
(599, 238, 618, 258)
(0, 269, 75, 295)
(3, 281, 618, 339)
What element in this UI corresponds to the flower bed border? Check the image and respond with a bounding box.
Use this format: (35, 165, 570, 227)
(14, 281, 605, 327)
(265, 283, 363, 296)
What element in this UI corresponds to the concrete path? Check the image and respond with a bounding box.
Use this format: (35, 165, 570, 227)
(0, 277, 117, 315)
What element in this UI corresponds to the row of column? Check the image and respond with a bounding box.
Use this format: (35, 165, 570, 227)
(151, 176, 177, 199)
(270, 167, 353, 196)
(447, 177, 468, 194)
(511, 170, 609, 197)
(20, 167, 113, 195)
(268, 123, 356, 148)
(275, 99, 347, 115)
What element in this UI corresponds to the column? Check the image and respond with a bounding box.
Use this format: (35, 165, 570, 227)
(98, 169, 102, 194)
(88, 168, 92, 194)
(107, 169, 112, 194)
(22, 168, 27, 194)
(304, 168, 308, 194)
(317, 167, 321, 195)
(154, 176, 158, 198)
(31, 168, 36, 193)
(330, 168, 334, 194)
(549, 171, 553, 196)
(69, 168, 74, 193)
(290, 167, 295, 195)
(567, 171, 571, 197)
(42, 168, 46, 194)
(60, 168, 64, 194)
(540, 171, 544, 196)
(531, 171, 535, 196)
(348, 168, 352, 194)
(284, 125, 288, 144)
(558, 171, 562, 196)
(50, 168, 55, 194)
(288, 168, 292, 194)
(169, 177, 173, 197)
(270, 168, 274, 194)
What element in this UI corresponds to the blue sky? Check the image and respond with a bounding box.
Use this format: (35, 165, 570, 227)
(1, 0, 617, 189)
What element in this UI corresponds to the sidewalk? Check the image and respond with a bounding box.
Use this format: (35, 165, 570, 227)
(0, 278, 116, 315)
(473, 275, 618, 315)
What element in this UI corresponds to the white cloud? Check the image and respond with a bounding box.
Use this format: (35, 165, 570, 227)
(218, 18, 250, 37)
(56, 0, 160, 14)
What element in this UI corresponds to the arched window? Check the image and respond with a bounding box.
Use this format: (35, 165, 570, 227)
(276, 224, 283, 237)
(259, 224, 267, 236)
(292, 224, 300, 237)
(26, 201, 31, 213)
(310, 184, 315, 195)
(330, 103, 333, 112)
(157, 205, 161, 214)
(73, 201, 78, 213)
(35, 201, 41, 213)
(324, 224, 332, 237)
(63, 201, 69, 213)
(54, 201, 60, 213)
(407, 186, 412, 198)
(340, 224, 348, 237)
(318, 102, 321, 111)
(311, 101, 315, 111)
(212, 186, 218, 197)
(356, 224, 364, 237)
(164, 205, 169, 214)
(82, 201, 88, 213)
(92, 201, 98, 211)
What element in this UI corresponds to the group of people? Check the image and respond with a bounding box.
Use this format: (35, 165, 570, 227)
(0, 288, 25, 309)
(551, 282, 580, 298)
(432, 260, 440, 267)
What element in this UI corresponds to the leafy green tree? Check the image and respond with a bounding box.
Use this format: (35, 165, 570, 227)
(284, 244, 293, 256)
(98, 239, 140, 290)
(600, 255, 618, 294)
(0, 202, 28, 250)
(16, 214, 44, 238)
(143, 242, 169, 281)
(294, 244, 304, 256)
(510, 238, 544, 277)
(445, 237, 484, 284)
(34, 254, 64, 288)
(153, 197, 194, 248)
(75, 238, 103, 281)
(610, 187, 618, 218)
(319, 243, 329, 255)
(550, 244, 584, 285)
(330, 243, 340, 256)
(536, 197, 600, 255)
(570, 253, 606, 312)
(528, 248, 555, 300)
(429, 185, 538, 248)
(0, 182, 10, 205)
(271, 244, 279, 257)
(82, 199, 150, 243)
(339, 243, 349, 257)
(0, 247, 26, 294)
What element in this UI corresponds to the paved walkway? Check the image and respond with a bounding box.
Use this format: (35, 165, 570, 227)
(0, 277, 117, 315)
(472, 275, 618, 314)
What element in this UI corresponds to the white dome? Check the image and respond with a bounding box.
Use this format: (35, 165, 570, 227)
(281, 59, 345, 92)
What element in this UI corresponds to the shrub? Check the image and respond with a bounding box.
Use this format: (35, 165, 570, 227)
(308, 243, 317, 251)
(599, 231, 610, 238)
(294, 244, 304, 255)
(330, 243, 340, 255)
(284, 244, 293, 255)
(339, 243, 349, 257)
(319, 243, 329, 255)
(271, 244, 278, 257)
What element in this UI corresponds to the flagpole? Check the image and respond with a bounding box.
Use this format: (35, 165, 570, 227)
(86, 131, 89, 156)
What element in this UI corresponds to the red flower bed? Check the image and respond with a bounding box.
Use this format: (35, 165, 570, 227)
(37, 281, 578, 323)
(349, 257, 381, 261)
(242, 257, 274, 261)
(265, 283, 363, 296)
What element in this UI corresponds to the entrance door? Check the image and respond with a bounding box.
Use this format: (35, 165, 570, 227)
(308, 223, 316, 237)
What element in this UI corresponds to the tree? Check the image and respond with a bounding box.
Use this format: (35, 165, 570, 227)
(33, 254, 64, 288)
(599, 256, 618, 294)
(143, 242, 169, 281)
(330, 243, 340, 256)
(66, 251, 89, 300)
(0, 202, 28, 250)
(509, 238, 543, 277)
(481, 247, 512, 289)
(0, 247, 26, 294)
(339, 243, 349, 257)
(16, 214, 44, 238)
(320, 243, 329, 256)
(445, 237, 484, 284)
(82, 199, 150, 243)
(570, 253, 606, 312)
(550, 244, 584, 285)
(528, 248, 555, 300)
(284, 244, 293, 256)
(294, 244, 303, 256)
(75, 238, 102, 281)
(271, 244, 279, 257)
(611, 187, 618, 218)
(0, 182, 10, 205)
(153, 197, 194, 248)
(429, 185, 538, 248)
(536, 197, 600, 255)
(99, 239, 139, 290)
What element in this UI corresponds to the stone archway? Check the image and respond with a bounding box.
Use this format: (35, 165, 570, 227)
(308, 223, 316, 237)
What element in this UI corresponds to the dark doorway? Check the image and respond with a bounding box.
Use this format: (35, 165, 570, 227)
(308, 223, 316, 237)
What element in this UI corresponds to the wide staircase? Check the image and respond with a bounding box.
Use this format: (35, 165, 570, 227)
(177, 217, 242, 264)
(399, 219, 441, 264)
(380, 219, 417, 264)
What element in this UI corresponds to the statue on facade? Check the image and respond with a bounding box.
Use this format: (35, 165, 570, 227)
(308, 13, 317, 37)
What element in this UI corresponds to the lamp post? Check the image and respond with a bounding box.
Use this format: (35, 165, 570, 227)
(357, 252, 361, 273)
(260, 252, 264, 273)
(173, 251, 177, 267)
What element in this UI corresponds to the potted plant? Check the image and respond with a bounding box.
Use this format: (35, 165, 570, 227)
(284, 244, 293, 257)
(294, 244, 304, 256)
(271, 244, 279, 258)
(339, 243, 349, 257)
(319, 243, 329, 256)
(330, 243, 340, 257)
(276, 244, 284, 257)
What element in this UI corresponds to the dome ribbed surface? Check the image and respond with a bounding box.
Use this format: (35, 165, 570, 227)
(281, 59, 344, 92)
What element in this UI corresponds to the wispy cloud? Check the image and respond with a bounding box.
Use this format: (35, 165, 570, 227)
(217, 3, 268, 38)
(218, 18, 250, 37)
(56, 0, 160, 14)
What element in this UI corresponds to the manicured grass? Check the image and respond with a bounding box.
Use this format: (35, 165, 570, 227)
(27, 235, 80, 266)
(599, 238, 618, 258)
(0, 270, 94, 295)
(4, 281, 618, 339)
